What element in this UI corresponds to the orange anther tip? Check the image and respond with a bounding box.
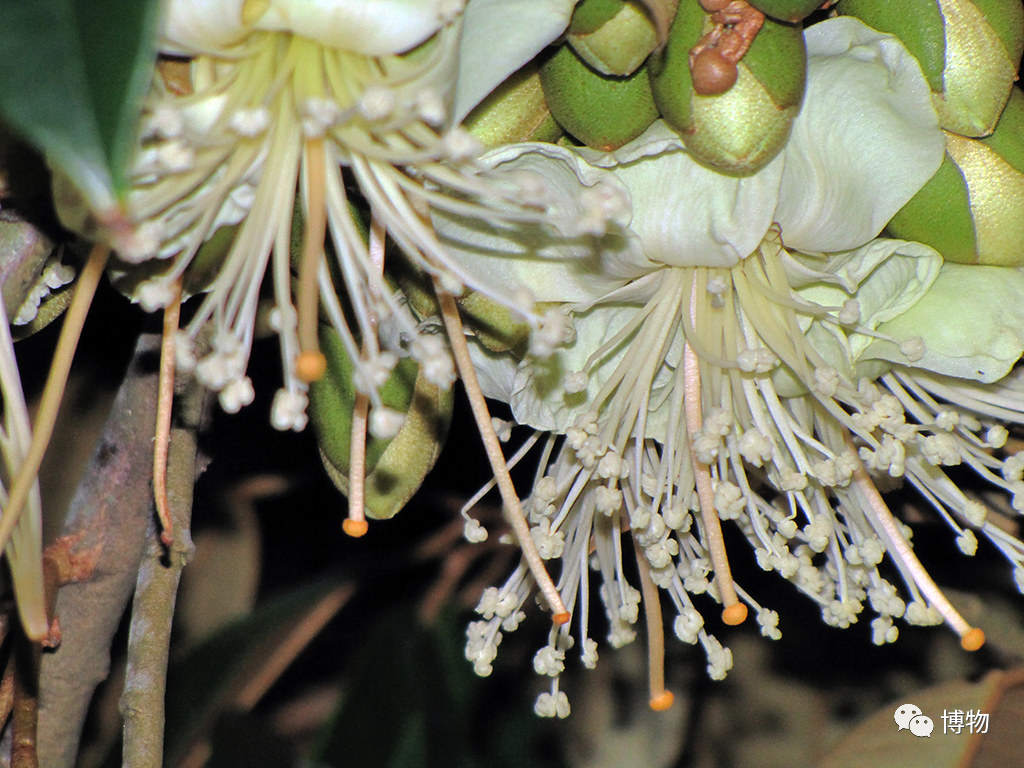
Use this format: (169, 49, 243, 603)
(160, 530, 174, 547)
(649, 691, 675, 712)
(961, 627, 985, 652)
(552, 611, 571, 626)
(295, 351, 327, 383)
(722, 602, 748, 626)
(343, 519, 368, 538)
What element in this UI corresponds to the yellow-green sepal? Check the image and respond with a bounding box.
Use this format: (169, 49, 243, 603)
(463, 63, 562, 148)
(747, 0, 826, 22)
(540, 43, 659, 151)
(887, 88, 1024, 265)
(839, 0, 1024, 137)
(567, 0, 665, 76)
(649, 0, 806, 173)
(309, 327, 452, 520)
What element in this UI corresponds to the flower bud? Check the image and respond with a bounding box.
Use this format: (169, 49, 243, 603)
(649, 0, 806, 173)
(747, 0, 824, 23)
(540, 43, 659, 150)
(567, 0, 665, 76)
(463, 63, 563, 148)
(839, 0, 1024, 137)
(310, 327, 452, 520)
(887, 88, 1024, 265)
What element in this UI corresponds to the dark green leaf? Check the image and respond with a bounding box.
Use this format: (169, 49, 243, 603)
(0, 0, 160, 210)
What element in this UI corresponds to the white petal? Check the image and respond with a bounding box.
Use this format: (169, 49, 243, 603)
(581, 122, 784, 268)
(453, 0, 575, 122)
(774, 17, 943, 253)
(161, 0, 250, 53)
(868, 264, 1024, 383)
(432, 142, 644, 304)
(254, 0, 449, 54)
(796, 238, 940, 365)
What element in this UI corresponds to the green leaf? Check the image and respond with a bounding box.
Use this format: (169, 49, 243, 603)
(0, 0, 161, 211)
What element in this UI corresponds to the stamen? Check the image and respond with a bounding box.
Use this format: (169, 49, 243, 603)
(343, 391, 370, 539)
(153, 278, 183, 547)
(295, 137, 328, 384)
(683, 289, 746, 626)
(0, 244, 110, 551)
(435, 287, 570, 625)
(632, 535, 674, 711)
(848, 439, 984, 651)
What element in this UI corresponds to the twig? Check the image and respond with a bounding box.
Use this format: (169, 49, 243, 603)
(36, 334, 165, 767)
(121, 369, 207, 768)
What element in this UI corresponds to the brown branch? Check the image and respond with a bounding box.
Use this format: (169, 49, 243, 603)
(121, 371, 206, 768)
(35, 334, 164, 767)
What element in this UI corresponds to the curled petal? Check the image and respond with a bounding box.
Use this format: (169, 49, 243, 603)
(432, 142, 644, 304)
(161, 0, 251, 53)
(868, 264, 1024, 383)
(581, 122, 784, 268)
(453, 0, 576, 122)
(774, 17, 944, 253)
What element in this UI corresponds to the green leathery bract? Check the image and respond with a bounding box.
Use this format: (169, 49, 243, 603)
(887, 87, 1024, 265)
(839, 0, 1024, 137)
(649, 0, 806, 173)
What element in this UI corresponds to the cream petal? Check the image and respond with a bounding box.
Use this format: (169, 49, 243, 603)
(161, 0, 250, 53)
(452, 0, 575, 122)
(580, 122, 785, 268)
(432, 143, 647, 304)
(254, 0, 448, 54)
(774, 17, 944, 253)
(868, 264, 1024, 383)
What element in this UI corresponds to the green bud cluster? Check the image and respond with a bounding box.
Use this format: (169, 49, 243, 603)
(467, 0, 815, 174)
(855, 0, 1024, 265)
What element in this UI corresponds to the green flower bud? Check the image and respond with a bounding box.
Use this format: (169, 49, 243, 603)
(310, 327, 452, 520)
(747, 0, 825, 23)
(540, 42, 659, 150)
(649, 0, 806, 173)
(839, 0, 1024, 137)
(568, 0, 667, 76)
(887, 88, 1024, 265)
(463, 63, 563, 148)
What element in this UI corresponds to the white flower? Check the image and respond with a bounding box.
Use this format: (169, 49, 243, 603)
(455, 18, 1024, 709)
(108, 0, 577, 429)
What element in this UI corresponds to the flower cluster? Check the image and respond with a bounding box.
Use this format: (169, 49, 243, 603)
(110, 0, 596, 434)
(445, 18, 1024, 717)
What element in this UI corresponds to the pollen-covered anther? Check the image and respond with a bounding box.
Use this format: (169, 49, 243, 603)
(900, 336, 926, 361)
(300, 97, 344, 137)
(229, 107, 272, 137)
(369, 407, 405, 440)
(838, 299, 861, 324)
(442, 127, 483, 161)
(357, 85, 398, 122)
(270, 388, 309, 431)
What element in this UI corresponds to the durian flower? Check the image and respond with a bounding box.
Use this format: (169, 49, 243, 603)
(442, 18, 1024, 716)
(105, 0, 581, 430)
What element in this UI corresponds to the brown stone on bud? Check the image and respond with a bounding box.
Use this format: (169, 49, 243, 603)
(691, 48, 737, 95)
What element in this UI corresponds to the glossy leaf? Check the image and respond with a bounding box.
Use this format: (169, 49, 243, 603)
(0, 0, 160, 211)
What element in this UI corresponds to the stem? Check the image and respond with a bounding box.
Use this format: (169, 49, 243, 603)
(435, 288, 568, 624)
(632, 535, 673, 711)
(682, 334, 746, 626)
(295, 138, 327, 383)
(36, 334, 165, 766)
(0, 244, 109, 552)
(121, 371, 206, 768)
(848, 442, 984, 652)
(343, 392, 370, 538)
(154, 279, 183, 547)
